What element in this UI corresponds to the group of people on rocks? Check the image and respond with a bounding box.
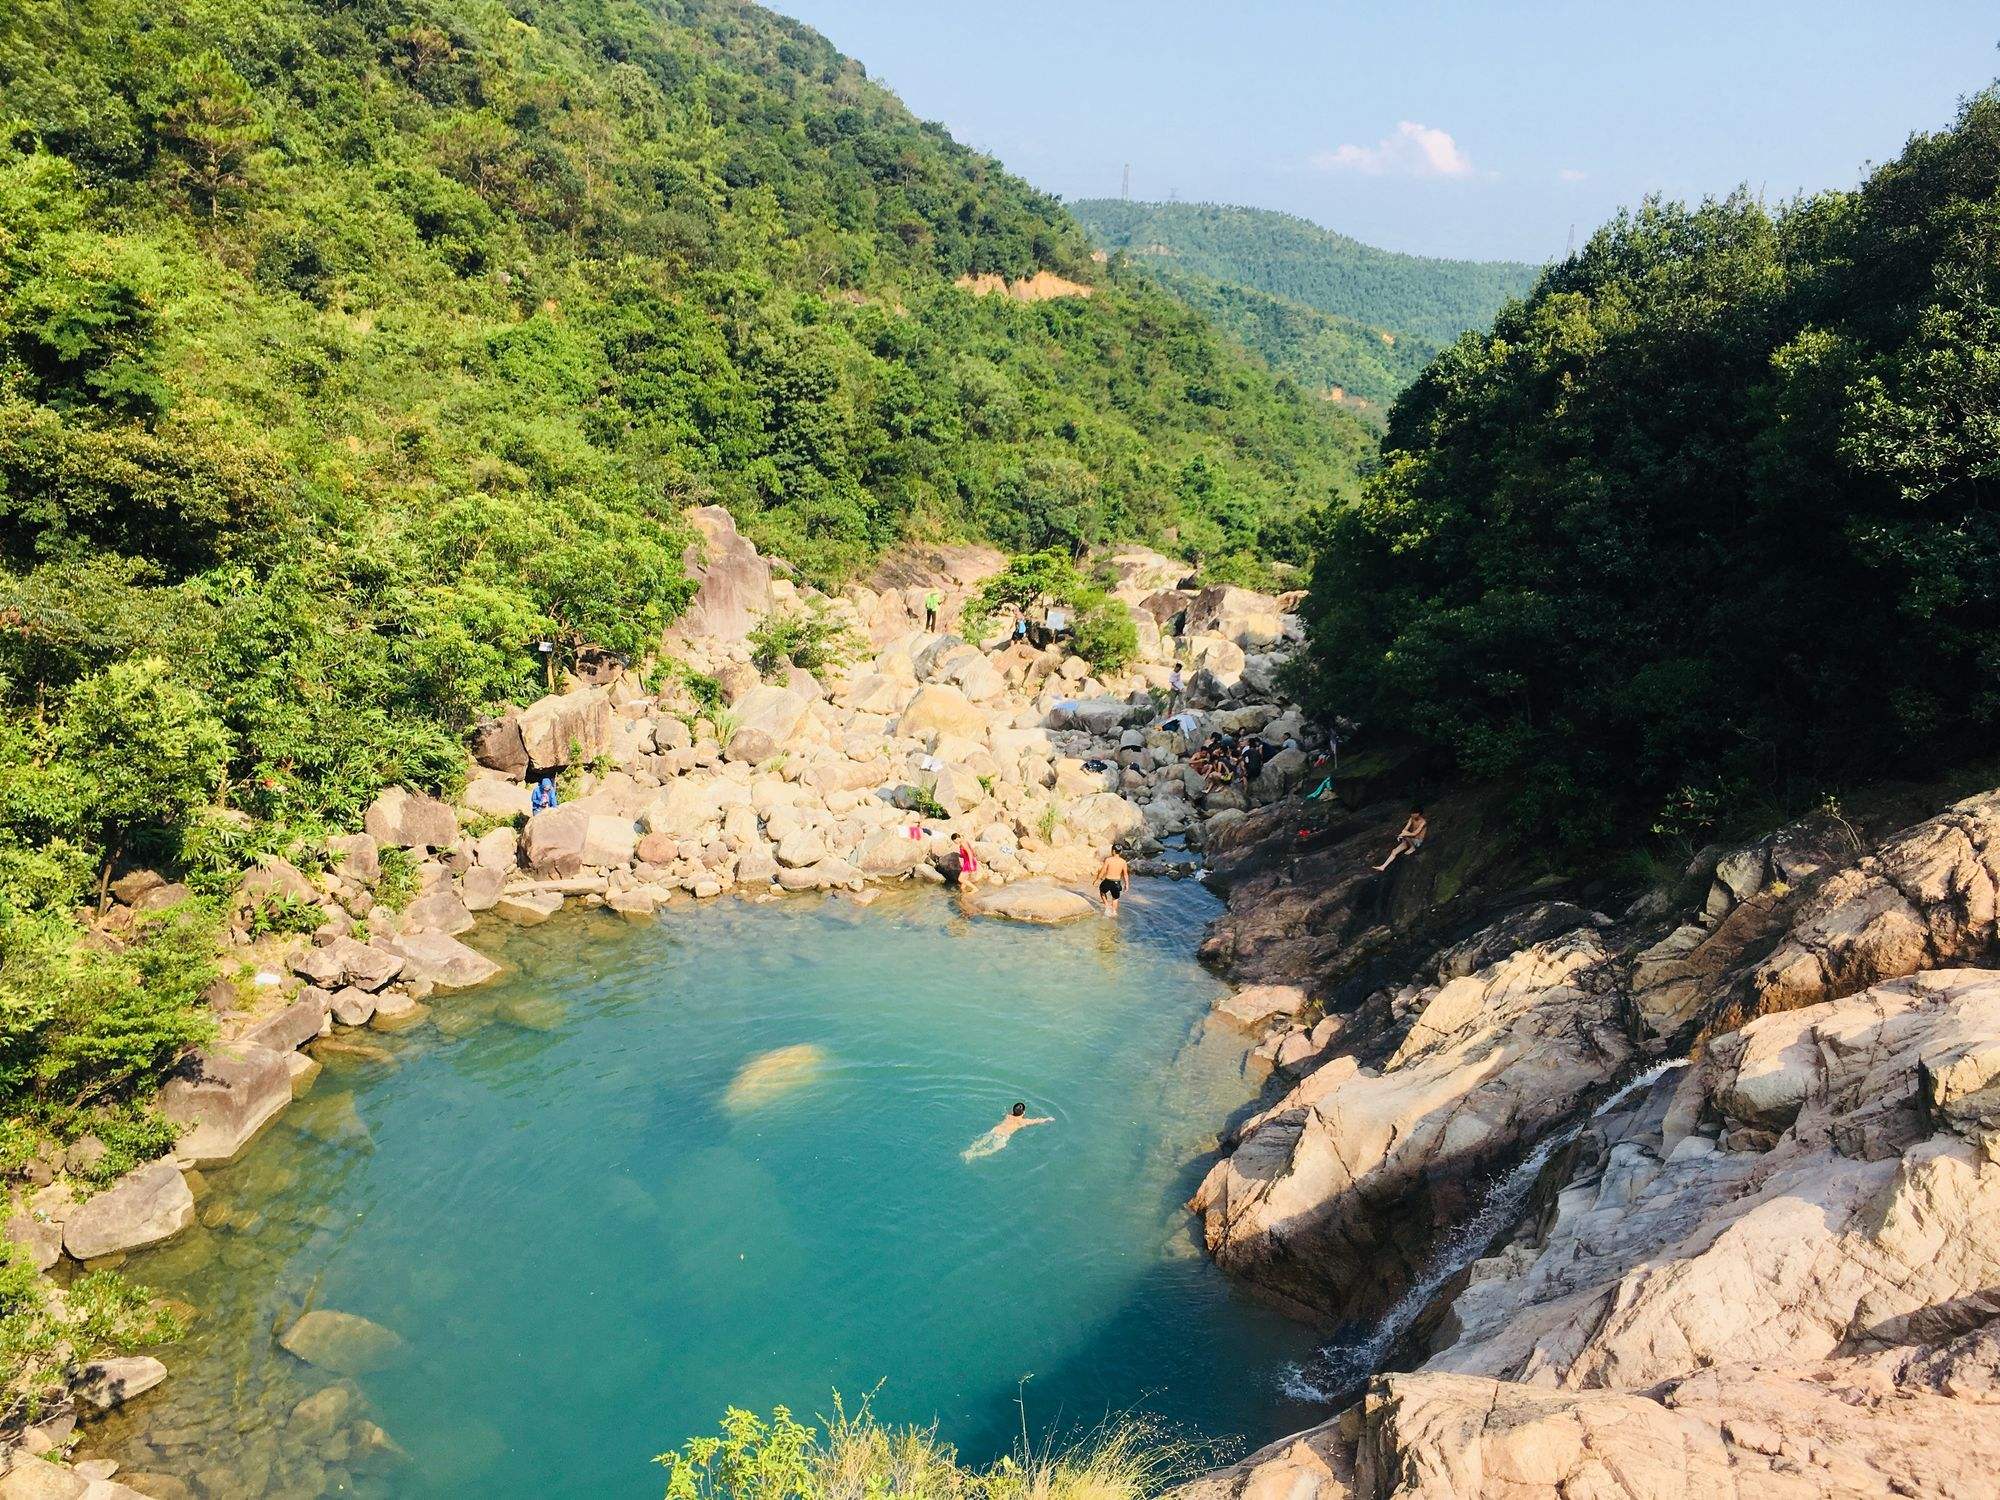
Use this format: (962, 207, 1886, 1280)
(1188, 731, 1271, 796)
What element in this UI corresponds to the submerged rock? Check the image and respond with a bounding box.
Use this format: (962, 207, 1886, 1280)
(279, 1310, 406, 1376)
(723, 1044, 829, 1112)
(970, 881, 1095, 924)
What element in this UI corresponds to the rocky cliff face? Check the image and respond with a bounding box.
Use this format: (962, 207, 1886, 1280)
(1180, 791, 2000, 1497)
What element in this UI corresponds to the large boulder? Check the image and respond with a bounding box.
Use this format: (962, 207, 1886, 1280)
(461, 777, 530, 822)
(1066, 792, 1147, 848)
(327, 832, 379, 887)
(158, 1045, 294, 1165)
(896, 684, 989, 741)
(841, 675, 907, 716)
(384, 931, 501, 990)
(291, 935, 403, 992)
(643, 779, 725, 839)
(855, 827, 929, 876)
(972, 881, 1097, 924)
(580, 815, 638, 869)
(362, 788, 457, 851)
(522, 805, 589, 877)
(725, 686, 810, 763)
(517, 688, 614, 772)
(400, 887, 474, 935)
(1213, 983, 1309, 1033)
(674, 504, 773, 640)
(1181, 584, 1286, 649)
(469, 710, 529, 776)
(239, 991, 331, 1053)
(62, 1161, 194, 1261)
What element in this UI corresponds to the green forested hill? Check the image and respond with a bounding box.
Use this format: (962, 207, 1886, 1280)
(0, 0, 1370, 1150)
(1071, 199, 1538, 348)
(1140, 265, 1438, 415)
(0, 0, 1369, 888)
(1297, 88, 2000, 852)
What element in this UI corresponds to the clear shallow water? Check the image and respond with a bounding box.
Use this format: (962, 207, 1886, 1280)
(88, 881, 1322, 1497)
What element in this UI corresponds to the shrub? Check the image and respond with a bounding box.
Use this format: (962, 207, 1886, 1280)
(748, 606, 862, 679)
(657, 1399, 1193, 1500)
(373, 847, 418, 913)
(968, 551, 1139, 673)
(244, 890, 321, 939)
(0, 902, 216, 1111)
(0, 1245, 187, 1426)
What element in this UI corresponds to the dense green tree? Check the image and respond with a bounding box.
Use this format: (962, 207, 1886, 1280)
(1296, 88, 2000, 852)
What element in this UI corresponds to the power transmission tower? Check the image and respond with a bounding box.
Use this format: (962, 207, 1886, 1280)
(1121, 163, 1130, 201)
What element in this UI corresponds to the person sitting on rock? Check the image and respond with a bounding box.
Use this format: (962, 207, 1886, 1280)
(1096, 847, 1130, 917)
(530, 776, 558, 812)
(1374, 806, 1428, 872)
(963, 1101, 1054, 1160)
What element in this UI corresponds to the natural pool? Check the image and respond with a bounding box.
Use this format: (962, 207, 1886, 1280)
(86, 880, 1323, 1497)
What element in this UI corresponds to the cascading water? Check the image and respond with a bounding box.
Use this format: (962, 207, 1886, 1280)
(1278, 1056, 1689, 1403)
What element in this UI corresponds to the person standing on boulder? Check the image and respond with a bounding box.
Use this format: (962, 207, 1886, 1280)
(1096, 847, 1130, 917)
(954, 835, 979, 895)
(924, 589, 942, 631)
(1168, 664, 1185, 713)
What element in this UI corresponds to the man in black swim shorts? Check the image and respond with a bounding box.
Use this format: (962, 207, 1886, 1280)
(1095, 847, 1130, 917)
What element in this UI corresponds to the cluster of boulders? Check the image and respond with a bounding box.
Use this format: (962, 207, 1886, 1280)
(1176, 789, 2000, 1496)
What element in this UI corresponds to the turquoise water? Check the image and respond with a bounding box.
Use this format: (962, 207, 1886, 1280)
(90, 882, 1322, 1497)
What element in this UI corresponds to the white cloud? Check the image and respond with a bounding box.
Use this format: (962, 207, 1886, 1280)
(1310, 122, 1474, 179)
(1559, 167, 1588, 183)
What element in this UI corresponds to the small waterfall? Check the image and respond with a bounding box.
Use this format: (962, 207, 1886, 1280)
(1277, 1056, 1690, 1403)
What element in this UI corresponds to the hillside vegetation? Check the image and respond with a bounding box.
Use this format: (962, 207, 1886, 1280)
(0, 0, 1364, 1153)
(1295, 87, 2000, 852)
(1141, 265, 1437, 414)
(1072, 199, 1537, 349)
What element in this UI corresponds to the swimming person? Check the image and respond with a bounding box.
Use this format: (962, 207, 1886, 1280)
(962, 1101, 1054, 1160)
(1096, 847, 1130, 917)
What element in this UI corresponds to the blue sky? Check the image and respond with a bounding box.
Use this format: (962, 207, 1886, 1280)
(769, 1, 1997, 264)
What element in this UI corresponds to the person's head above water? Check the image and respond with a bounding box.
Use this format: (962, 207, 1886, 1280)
(1011, 1102, 1026, 1116)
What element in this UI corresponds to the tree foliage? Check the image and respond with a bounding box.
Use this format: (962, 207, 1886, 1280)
(1296, 88, 2000, 851)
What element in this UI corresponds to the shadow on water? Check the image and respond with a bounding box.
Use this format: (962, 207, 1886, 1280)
(82, 880, 1328, 1497)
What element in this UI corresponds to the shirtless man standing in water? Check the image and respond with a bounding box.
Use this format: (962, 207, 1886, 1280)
(962, 1102, 1053, 1160)
(1096, 847, 1130, 917)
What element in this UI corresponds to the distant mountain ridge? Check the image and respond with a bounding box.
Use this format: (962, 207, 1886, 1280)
(1072, 200, 1539, 348)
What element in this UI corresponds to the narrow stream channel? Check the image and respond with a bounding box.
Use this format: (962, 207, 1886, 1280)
(86, 880, 1323, 1497)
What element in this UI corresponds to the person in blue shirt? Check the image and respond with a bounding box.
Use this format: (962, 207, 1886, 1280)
(530, 776, 558, 812)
